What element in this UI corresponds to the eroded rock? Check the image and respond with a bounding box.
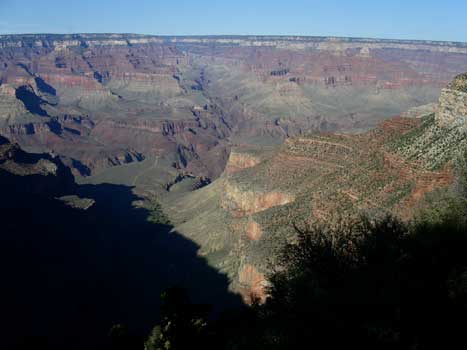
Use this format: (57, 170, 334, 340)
(436, 81, 467, 129)
(225, 151, 262, 174)
(221, 181, 294, 217)
(238, 264, 267, 304)
(246, 219, 263, 241)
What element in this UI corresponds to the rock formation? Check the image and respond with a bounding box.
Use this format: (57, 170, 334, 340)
(436, 73, 467, 128)
(0, 135, 75, 195)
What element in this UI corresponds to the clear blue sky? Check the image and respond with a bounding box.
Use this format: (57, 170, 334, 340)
(0, 0, 466, 42)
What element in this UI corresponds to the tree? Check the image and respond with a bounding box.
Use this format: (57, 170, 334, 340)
(144, 287, 210, 350)
(258, 213, 467, 350)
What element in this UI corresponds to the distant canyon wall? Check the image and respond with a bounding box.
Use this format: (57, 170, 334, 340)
(2, 34, 467, 54)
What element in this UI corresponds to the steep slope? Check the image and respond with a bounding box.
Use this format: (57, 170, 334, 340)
(164, 74, 467, 302)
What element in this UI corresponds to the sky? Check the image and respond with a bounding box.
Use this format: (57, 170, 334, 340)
(0, 0, 466, 42)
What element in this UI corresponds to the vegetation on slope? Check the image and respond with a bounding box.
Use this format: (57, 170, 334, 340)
(124, 152, 467, 350)
(148, 198, 171, 225)
(389, 113, 467, 170)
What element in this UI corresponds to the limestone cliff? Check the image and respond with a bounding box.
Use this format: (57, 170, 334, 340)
(436, 73, 467, 128)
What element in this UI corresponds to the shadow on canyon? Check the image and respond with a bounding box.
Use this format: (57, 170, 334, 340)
(0, 173, 243, 350)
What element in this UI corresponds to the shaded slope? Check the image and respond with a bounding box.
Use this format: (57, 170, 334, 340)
(0, 138, 242, 350)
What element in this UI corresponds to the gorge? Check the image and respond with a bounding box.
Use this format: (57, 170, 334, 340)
(1, 34, 467, 349)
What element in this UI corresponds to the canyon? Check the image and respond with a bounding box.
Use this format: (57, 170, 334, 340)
(1, 33, 467, 345)
(1, 34, 467, 186)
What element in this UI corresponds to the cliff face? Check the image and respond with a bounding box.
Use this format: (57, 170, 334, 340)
(0, 84, 28, 119)
(2, 34, 466, 53)
(436, 73, 467, 128)
(225, 151, 261, 174)
(221, 181, 294, 217)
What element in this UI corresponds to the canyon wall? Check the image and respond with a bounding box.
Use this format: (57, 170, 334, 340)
(1, 34, 466, 186)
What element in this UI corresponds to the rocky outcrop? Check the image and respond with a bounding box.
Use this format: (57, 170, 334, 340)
(40, 74, 103, 90)
(5, 120, 59, 135)
(448, 72, 467, 92)
(221, 181, 294, 217)
(246, 219, 263, 241)
(225, 151, 261, 174)
(0, 136, 75, 196)
(0, 84, 27, 120)
(238, 264, 267, 303)
(436, 74, 467, 128)
(395, 76, 467, 171)
(57, 195, 95, 210)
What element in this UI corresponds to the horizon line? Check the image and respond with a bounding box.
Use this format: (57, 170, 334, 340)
(0, 32, 466, 45)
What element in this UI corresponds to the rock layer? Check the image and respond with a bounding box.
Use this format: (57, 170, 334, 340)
(221, 181, 294, 217)
(1, 34, 467, 182)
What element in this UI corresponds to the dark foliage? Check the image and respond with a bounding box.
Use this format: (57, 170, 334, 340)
(139, 208, 466, 350)
(144, 287, 212, 350)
